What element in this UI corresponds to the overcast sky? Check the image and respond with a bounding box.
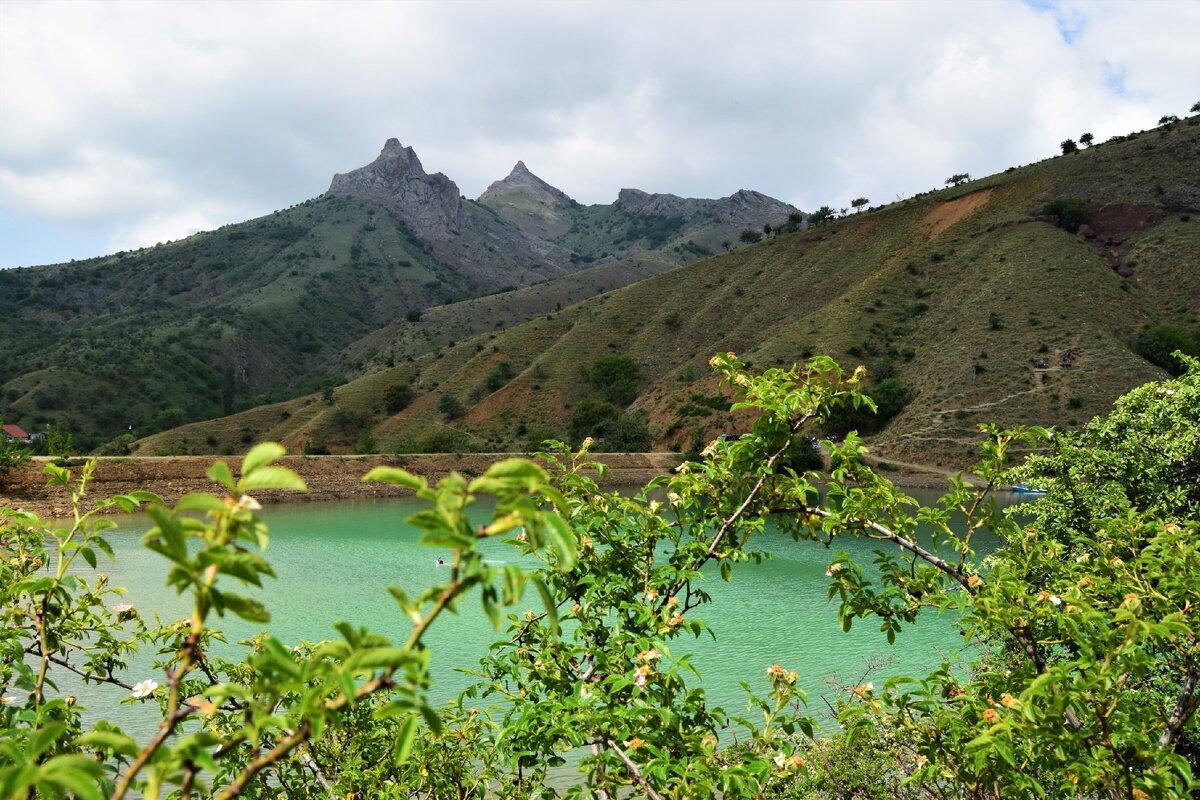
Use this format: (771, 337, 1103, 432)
(1, 0, 1197, 269)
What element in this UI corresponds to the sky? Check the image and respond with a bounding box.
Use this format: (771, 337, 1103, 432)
(0, 0, 1197, 269)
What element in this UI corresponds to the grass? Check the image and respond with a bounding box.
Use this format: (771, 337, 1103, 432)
(134, 119, 1200, 466)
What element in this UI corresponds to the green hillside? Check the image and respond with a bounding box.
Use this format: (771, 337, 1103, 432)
(135, 118, 1200, 467)
(0, 144, 790, 451)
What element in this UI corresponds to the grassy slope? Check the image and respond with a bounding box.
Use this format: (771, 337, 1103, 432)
(136, 120, 1200, 464)
(0, 187, 776, 450)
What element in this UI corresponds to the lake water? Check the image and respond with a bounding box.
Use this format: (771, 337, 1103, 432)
(64, 488, 1018, 736)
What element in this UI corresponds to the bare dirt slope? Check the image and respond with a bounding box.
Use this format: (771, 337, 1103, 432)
(1, 453, 682, 520)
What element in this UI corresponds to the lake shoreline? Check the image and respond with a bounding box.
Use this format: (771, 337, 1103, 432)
(1, 451, 978, 520)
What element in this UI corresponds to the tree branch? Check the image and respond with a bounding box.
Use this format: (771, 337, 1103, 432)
(605, 739, 665, 800)
(1159, 664, 1200, 748)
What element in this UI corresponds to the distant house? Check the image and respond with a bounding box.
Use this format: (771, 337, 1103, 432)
(3, 424, 30, 443)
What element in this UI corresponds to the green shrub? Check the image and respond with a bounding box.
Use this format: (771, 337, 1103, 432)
(1135, 324, 1200, 374)
(567, 397, 619, 443)
(438, 394, 465, 420)
(582, 355, 640, 406)
(384, 383, 414, 414)
(596, 412, 652, 452)
(416, 427, 472, 453)
(1043, 198, 1092, 233)
(486, 361, 515, 392)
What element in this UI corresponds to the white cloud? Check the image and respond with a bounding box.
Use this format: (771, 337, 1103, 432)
(0, 146, 178, 219)
(107, 208, 224, 254)
(1, 0, 1197, 266)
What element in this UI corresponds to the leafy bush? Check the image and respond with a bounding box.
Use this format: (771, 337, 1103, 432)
(5, 360, 1199, 799)
(596, 412, 652, 452)
(1135, 324, 1200, 374)
(582, 355, 640, 406)
(416, 427, 473, 453)
(1042, 198, 1092, 233)
(384, 383, 414, 414)
(567, 397, 619, 443)
(821, 378, 911, 436)
(486, 361, 515, 392)
(437, 393, 465, 420)
(0, 427, 30, 486)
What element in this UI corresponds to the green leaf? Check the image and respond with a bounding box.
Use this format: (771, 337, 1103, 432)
(38, 755, 103, 800)
(237, 466, 307, 493)
(347, 647, 413, 671)
(74, 730, 139, 756)
(362, 466, 426, 491)
(393, 714, 418, 764)
(206, 460, 236, 491)
(176, 492, 229, 512)
(544, 513, 577, 571)
(241, 442, 286, 477)
(220, 593, 271, 624)
(533, 576, 559, 635)
(476, 458, 547, 485)
(80, 546, 97, 569)
(502, 565, 525, 605)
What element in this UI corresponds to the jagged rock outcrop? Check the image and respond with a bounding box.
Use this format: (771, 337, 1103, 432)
(479, 161, 574, 208)
(327, 138, 465, 236)
(617, 187, 797, 226)
(476, 162, 576, 240)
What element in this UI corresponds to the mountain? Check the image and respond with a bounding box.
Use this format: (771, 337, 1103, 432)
(0, 141, 796, 450)
(132, 118, 1200, 468)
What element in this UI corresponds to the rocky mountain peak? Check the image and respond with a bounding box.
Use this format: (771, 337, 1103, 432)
(478, 162, 573, 208)
(326, 139, 464, 236)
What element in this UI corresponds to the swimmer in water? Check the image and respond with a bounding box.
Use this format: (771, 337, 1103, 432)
(435, 557, 445, 566)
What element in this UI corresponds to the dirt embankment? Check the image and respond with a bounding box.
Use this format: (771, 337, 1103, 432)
(0, 453, 682, 520)
(1, 452, 979, 521)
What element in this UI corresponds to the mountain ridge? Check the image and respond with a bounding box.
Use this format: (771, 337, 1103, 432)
(130, 118, 1200, 467)
(0, 139, 797, 450)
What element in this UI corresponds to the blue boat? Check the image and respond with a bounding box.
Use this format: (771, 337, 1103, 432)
(1011, 483, 1047, 494)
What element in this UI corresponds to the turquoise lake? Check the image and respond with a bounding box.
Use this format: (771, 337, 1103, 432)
(64, 488, 1019, 735)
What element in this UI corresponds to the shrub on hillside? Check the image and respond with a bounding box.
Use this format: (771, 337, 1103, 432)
(1042, 198, 1092, 233)
(486, 361, 515, 392)
(582, 355, 640, 406)
(596, 412, 652, 452)
(821, 378, 911, 437)
(416, 427, 473, 453)
(384, 383, 414, 414)
(1135, 324, 1200, 375)
(438, 393, 465, 420)
(568, 397, 619, 444)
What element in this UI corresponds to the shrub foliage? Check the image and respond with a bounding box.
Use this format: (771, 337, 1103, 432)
(2, 356, 1198, 798)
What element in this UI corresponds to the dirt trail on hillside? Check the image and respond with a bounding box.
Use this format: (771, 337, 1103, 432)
(0, 453, 681, 520)
(921, 188, 994, 238)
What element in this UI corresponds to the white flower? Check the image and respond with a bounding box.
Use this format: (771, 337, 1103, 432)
(112, 602, 133, 613)
(825, 563, 841, 577)
(0, 695, 18, 705)
(1049, 595, 1062, 607)
(774, 752, 787, 767)
(667, 492, 682, 507)
(131, 680, 159, 699)
(236, 495, 262, 511)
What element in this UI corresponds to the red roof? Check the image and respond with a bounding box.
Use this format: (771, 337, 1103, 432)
(3, 424, 28, 439)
